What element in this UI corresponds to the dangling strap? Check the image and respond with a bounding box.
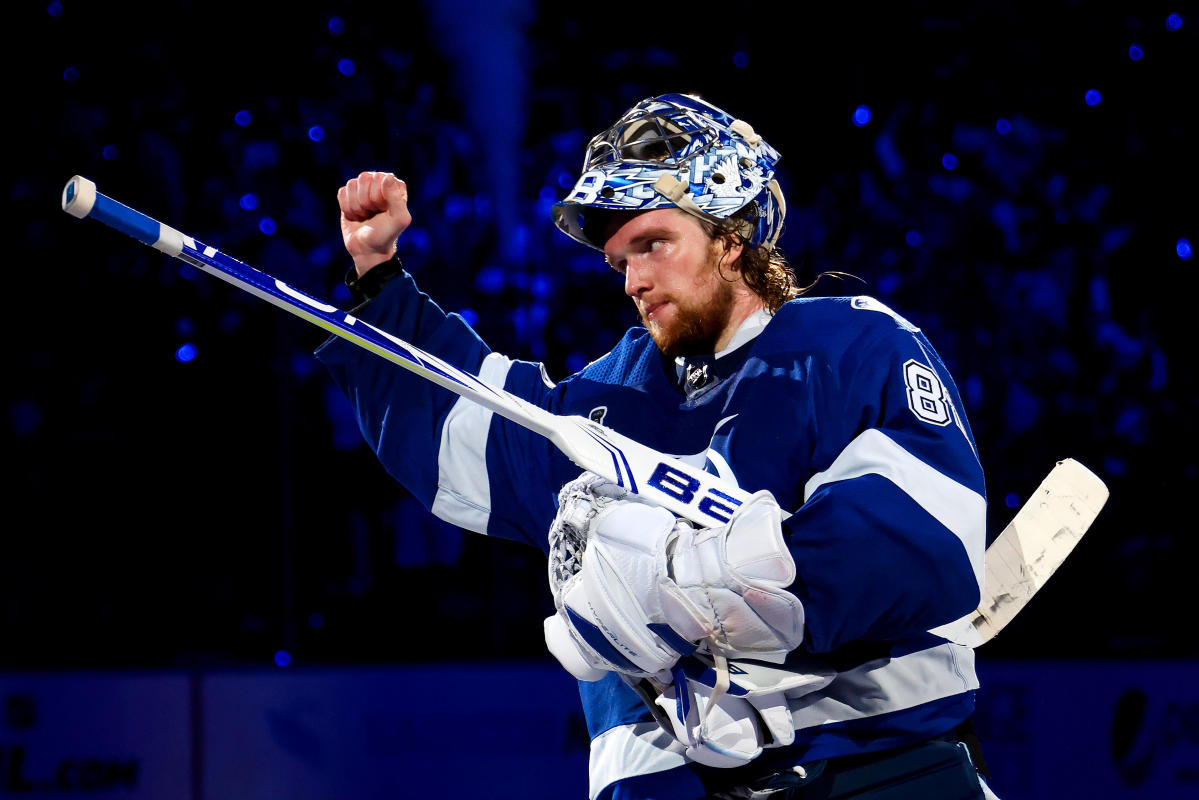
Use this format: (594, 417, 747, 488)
(761, 179, 787, 252)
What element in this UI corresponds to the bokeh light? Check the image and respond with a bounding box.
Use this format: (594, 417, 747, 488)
(175, 343, 198, 363)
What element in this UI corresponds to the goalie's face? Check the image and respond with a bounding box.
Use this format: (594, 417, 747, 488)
(603, 209, 756, 358)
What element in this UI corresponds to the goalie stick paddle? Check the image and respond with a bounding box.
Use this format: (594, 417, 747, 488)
(62, 176, 1106, 647)
(929, 457, 1108, 647)
(970, 458, 1107, 644)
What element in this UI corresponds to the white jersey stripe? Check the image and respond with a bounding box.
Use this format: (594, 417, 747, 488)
(589, 645, 977, 798)
(788, 642, 977, 728)
(589, 722, 687, 800)
(430, 353, 513, 534)
(802, 428, 985, 588)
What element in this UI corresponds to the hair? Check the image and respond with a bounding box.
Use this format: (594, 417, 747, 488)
(700, 205, 802, 314)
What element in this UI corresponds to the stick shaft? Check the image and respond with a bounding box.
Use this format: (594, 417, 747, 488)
(60, 176, 754, 526)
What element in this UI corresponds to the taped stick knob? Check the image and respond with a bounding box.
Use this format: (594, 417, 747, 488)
(62, 175, 97, 218)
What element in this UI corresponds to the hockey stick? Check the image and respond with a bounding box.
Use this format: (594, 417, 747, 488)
(60, 176, 751, 528)
(61, 175, 1106, 647)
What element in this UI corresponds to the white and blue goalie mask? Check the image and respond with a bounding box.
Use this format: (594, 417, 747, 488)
(552, 93, 786, 252)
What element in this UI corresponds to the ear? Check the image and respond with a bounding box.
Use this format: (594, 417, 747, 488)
(718, 233, 746, 272)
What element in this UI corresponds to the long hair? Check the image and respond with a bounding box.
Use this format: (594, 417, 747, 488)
(700, 207, 802, 313)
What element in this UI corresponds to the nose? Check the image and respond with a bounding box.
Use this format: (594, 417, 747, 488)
(624, 257, 651, 299)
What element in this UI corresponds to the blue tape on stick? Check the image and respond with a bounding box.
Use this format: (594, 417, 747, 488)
(90, 193, 162, 246)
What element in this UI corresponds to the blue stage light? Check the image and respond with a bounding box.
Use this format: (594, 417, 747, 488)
(459, 308, 479, 326)
(733, 51, 749, 68)
(62, 66, 78, 82)
(531, 273, 553, 299)
(566, 352, 588, 373)
(47, 1, 62, 17)
(308, 125, 326, 142)
(328, 16, 345, 34)
(1005, 493, 1020, 509)
(102, 145, 118, 160)
(996, 118, 1012, 135)
(475, 265, 506, 293)
(1166, 13, 1184, 31)
(175, 343, 198, 363)
(239, 193, 259, 211)
(905, 230, 922, 247)
(1085, 89, 1103, 106)
(1178, 238, 1193, 260)
(274, 650, 291, 667)
(234, 109, 252, 127)
(259, 217, 277, 235)
(337, 58, 355, 76)
(852, 105, 872, 127)
(308, 613, 325, 629)
(1129, 43, 1144, 61)
(942, 153, 959, 170)
(404, 227, 432, 254)
(878, 273, 901, 295)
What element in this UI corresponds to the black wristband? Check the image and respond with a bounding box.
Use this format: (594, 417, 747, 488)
(344, 255, 404, 308)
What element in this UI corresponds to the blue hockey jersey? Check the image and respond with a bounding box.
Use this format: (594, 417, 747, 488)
(316, 270, 987, 800)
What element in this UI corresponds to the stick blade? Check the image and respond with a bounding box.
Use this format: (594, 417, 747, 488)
(971, 458, 1109, 643)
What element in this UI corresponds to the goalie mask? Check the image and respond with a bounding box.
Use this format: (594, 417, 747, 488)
(552, 93, 786, 252)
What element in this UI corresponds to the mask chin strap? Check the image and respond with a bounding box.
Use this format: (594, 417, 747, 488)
(653, 175, 787, 253)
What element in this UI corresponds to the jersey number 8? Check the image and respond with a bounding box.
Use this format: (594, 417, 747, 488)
(903, 359, 953, 427)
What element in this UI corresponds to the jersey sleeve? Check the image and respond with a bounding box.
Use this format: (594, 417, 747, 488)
(315, 269, 573, 549)
(785, 300, 986, 654)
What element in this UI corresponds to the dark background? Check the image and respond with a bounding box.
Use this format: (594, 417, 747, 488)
(5, 0, 1195, 672)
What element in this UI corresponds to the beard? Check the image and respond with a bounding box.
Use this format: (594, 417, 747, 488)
(641, 271, 737, 359)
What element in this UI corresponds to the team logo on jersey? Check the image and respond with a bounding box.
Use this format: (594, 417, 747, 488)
(588, 406, 608, 424)
(851, 296, 920, 332)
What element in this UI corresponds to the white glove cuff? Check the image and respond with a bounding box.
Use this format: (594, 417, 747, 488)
(661, 491, 805, 659)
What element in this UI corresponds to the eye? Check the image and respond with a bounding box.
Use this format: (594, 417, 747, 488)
(649, 239, 665, 253)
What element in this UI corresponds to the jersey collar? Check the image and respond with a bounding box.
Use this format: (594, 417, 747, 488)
(673, 309, 773, 395)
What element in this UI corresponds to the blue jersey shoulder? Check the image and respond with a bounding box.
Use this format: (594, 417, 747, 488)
(571, 326, 660, 388)
(760, 295, 926, 360)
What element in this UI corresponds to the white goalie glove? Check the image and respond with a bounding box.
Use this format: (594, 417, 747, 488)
(543, 472, 834, 767)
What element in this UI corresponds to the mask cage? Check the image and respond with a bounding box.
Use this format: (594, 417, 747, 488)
(583, 105, 717, 170)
